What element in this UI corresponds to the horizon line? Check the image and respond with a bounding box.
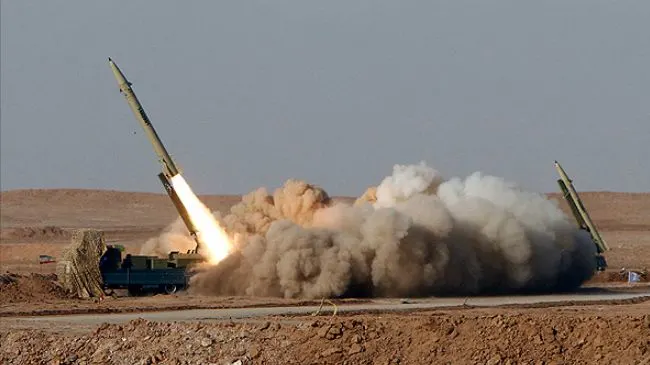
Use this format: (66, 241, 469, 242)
(2, 187, 648, 197)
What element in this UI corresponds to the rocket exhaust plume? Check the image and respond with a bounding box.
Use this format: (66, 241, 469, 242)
(144, 162, 598, 299)
(170, 174, 232, 264)
(141, 175, 233, 264)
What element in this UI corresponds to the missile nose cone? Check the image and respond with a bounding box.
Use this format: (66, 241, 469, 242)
(108, 58, 130, 88)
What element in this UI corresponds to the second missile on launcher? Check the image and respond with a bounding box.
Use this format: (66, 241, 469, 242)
(554, 160, 608, 271)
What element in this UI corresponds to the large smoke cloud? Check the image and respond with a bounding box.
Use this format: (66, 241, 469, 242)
(142, 162, 597, 298)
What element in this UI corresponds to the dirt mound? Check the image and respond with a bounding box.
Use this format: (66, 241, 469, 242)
(1, 308, 648, 364)
(0, 273, 71, 304)
(586, 269, 649, 284)
(0, 226, 71, 241)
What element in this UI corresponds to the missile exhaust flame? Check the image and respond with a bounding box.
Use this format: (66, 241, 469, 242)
(170, 174, 232, 265)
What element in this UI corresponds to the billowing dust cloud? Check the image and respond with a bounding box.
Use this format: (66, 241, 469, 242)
(142, 162, 597, 298)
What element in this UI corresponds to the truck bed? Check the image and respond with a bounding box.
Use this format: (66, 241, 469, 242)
(101, 268, 190, 288)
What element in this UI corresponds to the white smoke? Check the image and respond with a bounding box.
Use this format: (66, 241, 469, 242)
(374, 161, 444, 208)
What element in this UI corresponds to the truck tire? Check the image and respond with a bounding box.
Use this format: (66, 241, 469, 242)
(127, 285, 144, 296)
(162, 284, 177, 294)
(103, 289, 117, 298)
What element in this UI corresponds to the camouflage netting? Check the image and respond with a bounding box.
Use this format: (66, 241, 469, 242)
(56, 229, 106, 298)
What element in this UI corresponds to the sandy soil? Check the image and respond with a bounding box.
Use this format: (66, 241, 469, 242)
(1, 188, 649, 364)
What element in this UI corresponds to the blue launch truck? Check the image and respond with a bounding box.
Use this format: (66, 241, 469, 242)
(99, 245, 204, 296)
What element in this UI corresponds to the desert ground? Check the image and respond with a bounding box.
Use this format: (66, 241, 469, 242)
(1, 188, 649, 364)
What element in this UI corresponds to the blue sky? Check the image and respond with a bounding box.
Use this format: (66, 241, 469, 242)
(2, 1, 648, 195)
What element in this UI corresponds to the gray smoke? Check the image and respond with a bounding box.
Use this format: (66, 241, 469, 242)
(152, 162, 597, 298)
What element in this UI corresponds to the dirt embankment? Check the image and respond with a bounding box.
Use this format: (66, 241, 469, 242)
(586, 269, 648, 284)
(0, 273, 73, 304)
(2, 306, 648, 365)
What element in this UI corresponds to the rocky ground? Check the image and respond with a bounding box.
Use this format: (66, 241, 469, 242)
(1, 301, 649, 365)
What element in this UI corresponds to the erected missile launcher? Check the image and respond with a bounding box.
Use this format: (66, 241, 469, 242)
(554, 160, 608, 271)
(105, 58, 208, 295)
(109, 57, 201, 254)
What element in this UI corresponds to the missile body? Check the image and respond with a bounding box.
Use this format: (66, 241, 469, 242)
(554, 160, 609, 253)
(108, 58, 179, 178)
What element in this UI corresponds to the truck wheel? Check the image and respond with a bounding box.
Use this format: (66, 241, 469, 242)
(128, 285, 144, 296)
(103, 289, 116, 298)
(163, 284, 177, 294)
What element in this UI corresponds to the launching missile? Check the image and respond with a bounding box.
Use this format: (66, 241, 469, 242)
(108, 58, 180, 178)
(554, 160, 609, 270)
(109, 57, 200, 253)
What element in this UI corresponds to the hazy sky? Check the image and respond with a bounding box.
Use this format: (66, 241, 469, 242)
(2, 1, 648, 196)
